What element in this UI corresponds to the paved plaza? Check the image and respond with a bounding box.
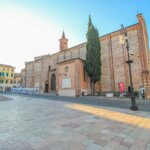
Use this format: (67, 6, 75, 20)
(0, 94, 150, 150)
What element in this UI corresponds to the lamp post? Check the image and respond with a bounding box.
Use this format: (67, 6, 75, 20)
(120, 24, 138, 111)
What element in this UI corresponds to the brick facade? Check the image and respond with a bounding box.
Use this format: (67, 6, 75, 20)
(22, 14, 150, 97)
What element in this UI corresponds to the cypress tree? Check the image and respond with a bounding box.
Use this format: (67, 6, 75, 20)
(85, 15, 101, 95)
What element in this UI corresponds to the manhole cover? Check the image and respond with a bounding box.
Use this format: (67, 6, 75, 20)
(94, 116, 100, 119)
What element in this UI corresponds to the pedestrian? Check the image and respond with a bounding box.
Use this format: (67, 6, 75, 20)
(142, 89, 145, 99)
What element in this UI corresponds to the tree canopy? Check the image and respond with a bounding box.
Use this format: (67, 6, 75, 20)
(85, 15, 101, 94)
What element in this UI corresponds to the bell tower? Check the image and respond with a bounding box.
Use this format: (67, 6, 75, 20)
(59, 31, 68, 51)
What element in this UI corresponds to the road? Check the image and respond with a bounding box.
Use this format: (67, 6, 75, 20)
(2, 92, 150, 112)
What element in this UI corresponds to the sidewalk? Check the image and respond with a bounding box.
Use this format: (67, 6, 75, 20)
(0, 94, 150, 150)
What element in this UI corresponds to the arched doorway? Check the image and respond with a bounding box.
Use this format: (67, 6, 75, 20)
(51, 74, 56, 91)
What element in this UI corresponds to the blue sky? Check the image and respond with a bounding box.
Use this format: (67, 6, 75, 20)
(0, 0, 149, 72)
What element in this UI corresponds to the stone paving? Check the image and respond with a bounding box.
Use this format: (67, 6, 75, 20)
(0, 95, 150, 150)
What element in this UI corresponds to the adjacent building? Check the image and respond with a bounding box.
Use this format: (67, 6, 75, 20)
(0, 64, 15, 92)
(22, 14, 150, 97)
(13, 73, 21, 88)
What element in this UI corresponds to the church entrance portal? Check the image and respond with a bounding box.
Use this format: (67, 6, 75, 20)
(45, 82, 49, 93)
(51, 74, 56, 91)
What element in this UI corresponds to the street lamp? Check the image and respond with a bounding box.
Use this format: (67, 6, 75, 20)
(120, 24, 138, 111)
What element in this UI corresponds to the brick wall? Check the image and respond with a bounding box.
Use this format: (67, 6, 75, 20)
(23, 14, 149, 95)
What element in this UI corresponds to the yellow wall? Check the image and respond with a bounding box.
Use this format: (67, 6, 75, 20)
(0, 65, 15, 90)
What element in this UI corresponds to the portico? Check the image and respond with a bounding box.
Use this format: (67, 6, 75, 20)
(56, 59, 89, 97)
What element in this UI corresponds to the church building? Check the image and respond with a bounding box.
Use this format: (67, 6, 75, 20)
(21, 14, 150, 97)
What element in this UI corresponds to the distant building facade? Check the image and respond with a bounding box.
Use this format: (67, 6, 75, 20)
(21, 69, 26, 87)
(0, 64, 15, 91)
(13, 73, 21, 87)
(22, 14, 150, 97)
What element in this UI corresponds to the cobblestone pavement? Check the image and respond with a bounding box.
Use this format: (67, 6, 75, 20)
(0, 95, 150, 150)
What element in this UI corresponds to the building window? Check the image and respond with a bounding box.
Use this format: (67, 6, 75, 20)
(12, 69, 14, 72)
(2, 73, 4, 77)
(0, 72, 1, 76)
(11, 73, 13, 77)
(2, 80, 4, 83)
(11, 80, 12, 84)
(48, 65, 51, 71)
(6, 73, 8, 77)
(6, 80, 8, 84)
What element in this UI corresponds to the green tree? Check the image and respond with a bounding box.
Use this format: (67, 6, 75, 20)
(85, 15, 101, 95)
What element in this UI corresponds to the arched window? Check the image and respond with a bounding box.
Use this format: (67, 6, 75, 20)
(51, 74, 56, 91)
